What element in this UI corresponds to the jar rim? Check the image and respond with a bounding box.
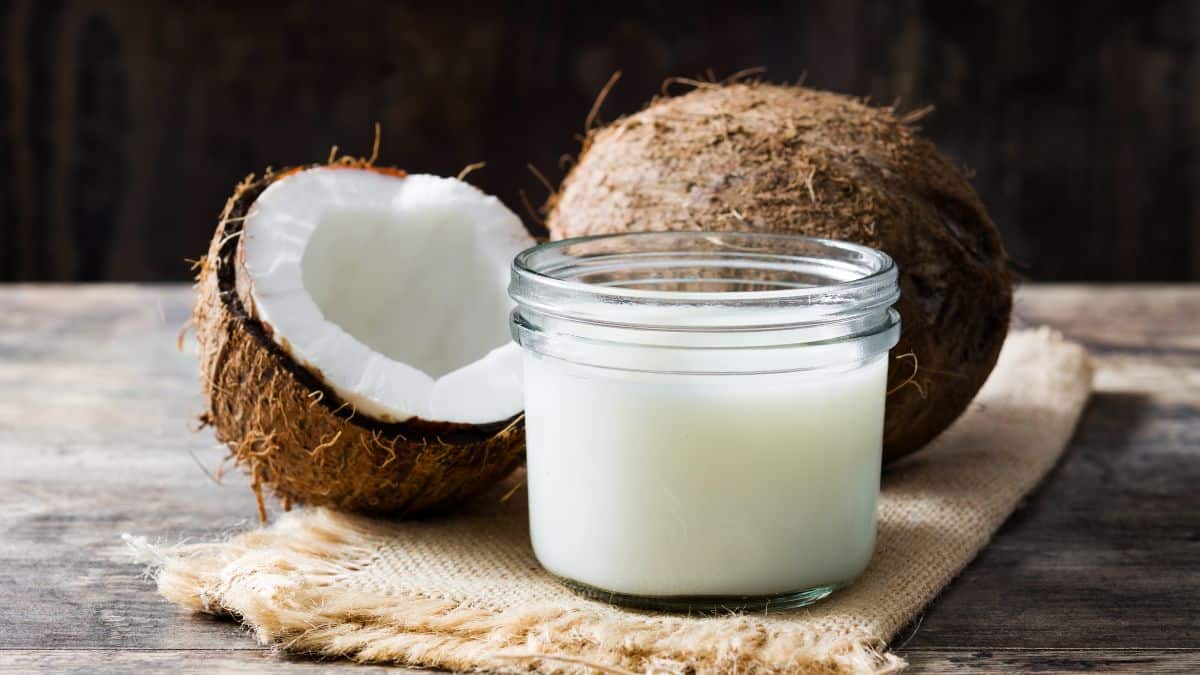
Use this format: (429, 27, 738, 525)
(510, 231, 899, 331)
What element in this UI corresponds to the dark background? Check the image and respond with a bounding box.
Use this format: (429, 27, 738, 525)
(2, 0, 1197, 282)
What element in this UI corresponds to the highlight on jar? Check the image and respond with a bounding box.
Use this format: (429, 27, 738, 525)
(508, 231, 901, 612)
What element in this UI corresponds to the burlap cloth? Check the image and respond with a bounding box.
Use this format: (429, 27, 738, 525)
(132, 328, 1093, 673)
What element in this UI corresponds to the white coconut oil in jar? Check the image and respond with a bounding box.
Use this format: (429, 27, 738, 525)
(509, 232, 900, 611)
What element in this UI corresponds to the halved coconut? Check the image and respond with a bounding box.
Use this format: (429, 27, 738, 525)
(195, 162, 533, 517)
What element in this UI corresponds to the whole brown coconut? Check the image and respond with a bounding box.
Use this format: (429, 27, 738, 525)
(549, 82, 1012, 462)
(195, 163, 525, 518)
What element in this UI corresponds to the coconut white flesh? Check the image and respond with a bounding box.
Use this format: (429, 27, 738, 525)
(241, 167, 533, 425)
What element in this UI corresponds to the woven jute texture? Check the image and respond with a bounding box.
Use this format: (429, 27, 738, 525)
(135, 328, 1093, 674)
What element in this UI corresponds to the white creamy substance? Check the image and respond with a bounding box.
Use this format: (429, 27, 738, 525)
(523, 350, 888, 598)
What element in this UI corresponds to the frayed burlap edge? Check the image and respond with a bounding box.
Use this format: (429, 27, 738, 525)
(128, 509, 902, 675)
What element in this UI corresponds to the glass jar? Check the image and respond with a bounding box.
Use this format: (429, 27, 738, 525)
(508, 231, 900, 612)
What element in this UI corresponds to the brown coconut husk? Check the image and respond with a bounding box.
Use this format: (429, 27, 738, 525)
(548, 81, 1012, 462)
(194, 159, 525, 519)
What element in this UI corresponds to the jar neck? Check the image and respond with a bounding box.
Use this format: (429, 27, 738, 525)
(508, 232, 901, 373)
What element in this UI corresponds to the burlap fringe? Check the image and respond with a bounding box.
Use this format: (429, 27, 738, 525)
(127, 509, 905, 674)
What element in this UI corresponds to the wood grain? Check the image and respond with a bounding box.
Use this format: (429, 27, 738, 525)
(0, 650, 400, 672)
(886, 286, 1200, 652)
(0, 284, 1196, 672)
(3, 649, 1194, 673)
(902, 649, 1200, 674)
(3, 2, 1199, 282)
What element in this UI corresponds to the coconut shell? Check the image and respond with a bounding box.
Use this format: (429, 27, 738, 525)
(548, 82, 1011, 463)
(194, 164, 525, 518)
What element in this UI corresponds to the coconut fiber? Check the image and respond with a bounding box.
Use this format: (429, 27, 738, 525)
(549, 82, 1014, 464)
(132, 329, 1092, 674)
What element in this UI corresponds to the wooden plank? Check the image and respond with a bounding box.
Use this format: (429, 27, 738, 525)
(0, 284, 1196, 668)
(0, 650, 415, 672)
(0, 482, 266, 651)
(0, 285, 271, 651)
(892, 285, 1200, 652)
(4, 643, 1195, 667)
(2, 648, 1194, 673)
(1, 648, 1196, 673)
(902, 649, 1200, 674)
(1012, 285, 1200, 353)
(4, 3, 1200, 282)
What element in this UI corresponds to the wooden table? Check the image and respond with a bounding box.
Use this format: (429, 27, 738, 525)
(1, 285, 1196, 673)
